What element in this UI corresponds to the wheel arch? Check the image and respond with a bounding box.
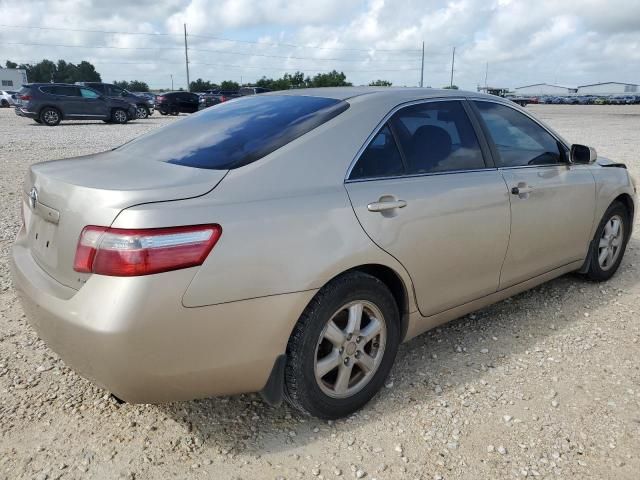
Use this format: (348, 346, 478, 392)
(614, 193, 635, 226)
(39, 104, 64, 119)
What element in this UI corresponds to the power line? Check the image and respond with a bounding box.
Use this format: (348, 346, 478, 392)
(0, 23, 422, 53)
(1, 41, 418, 65)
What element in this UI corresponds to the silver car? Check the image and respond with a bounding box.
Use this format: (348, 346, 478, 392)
(11, 88, 636, 419)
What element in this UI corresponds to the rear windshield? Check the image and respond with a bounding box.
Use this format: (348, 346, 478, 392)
(116, 95, 348, 169)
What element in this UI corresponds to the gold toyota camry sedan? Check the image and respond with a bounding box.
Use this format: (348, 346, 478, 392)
(11, 88, 636, 419)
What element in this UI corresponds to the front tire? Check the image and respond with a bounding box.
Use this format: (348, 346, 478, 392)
(135, 105, 149, 119)
(585, 201, 630, 281)
(284, 272, 400, 419)
(111, 108, 128, 124)
(40, 107, 61, 126)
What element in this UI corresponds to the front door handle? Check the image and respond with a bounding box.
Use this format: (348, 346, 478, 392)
(367, 199, 407, 212)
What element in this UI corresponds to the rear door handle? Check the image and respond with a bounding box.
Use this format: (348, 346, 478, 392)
(367, 199, 407, 212)
(511, 184, 533, 196)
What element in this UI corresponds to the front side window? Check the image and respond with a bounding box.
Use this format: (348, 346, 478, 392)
(390, 101, 485, 174)
(80, 88, 100, 98)
(116, 95, 349, 169)
(109, 86, 125, 96)
(474, 101, 564, 167)
(349, 124, 404, 180)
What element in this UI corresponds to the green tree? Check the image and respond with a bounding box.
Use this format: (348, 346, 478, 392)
(220, 80, 240, 91)
(190, 78, 217, 92)
(113, 80, 150, 92)
(443, 85, 459, 89)
(5, 60, 18, 69)
(369, 79, 392, 86)
(14, 59, 101, 83)
(309, 70, 351, 87)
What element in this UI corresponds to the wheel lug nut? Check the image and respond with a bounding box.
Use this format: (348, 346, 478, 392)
(355, 351, 361, 358)
(356, 336, 362, 343)
(339, 347, 344, 354)
(344, 358, 350, 365)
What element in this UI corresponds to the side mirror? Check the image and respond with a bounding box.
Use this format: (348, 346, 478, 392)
(570, 144, 597, 164)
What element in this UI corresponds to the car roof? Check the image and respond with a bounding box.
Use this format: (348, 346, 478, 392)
(263, 86, 499, 102)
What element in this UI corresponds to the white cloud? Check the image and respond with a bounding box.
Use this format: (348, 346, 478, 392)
(0, 0, 639, 89)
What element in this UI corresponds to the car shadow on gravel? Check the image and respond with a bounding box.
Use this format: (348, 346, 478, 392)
(157, 237, 640, 457)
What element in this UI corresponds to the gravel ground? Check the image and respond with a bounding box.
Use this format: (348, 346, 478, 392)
(0, 105, 639, 480)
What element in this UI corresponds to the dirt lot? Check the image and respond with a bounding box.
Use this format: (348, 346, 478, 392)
(0, 105, 639, 480)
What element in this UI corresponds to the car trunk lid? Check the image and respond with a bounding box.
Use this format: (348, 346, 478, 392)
(23, 149, 227, 290)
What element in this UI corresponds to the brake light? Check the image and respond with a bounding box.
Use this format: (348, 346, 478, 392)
(20, 94, 32, 101)
(156, 96, 164, 102)
(220, 95, 227, 102)
(73, 225, 222, 276)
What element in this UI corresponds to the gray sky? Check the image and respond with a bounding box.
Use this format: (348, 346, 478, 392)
(1, 0, 639, 90)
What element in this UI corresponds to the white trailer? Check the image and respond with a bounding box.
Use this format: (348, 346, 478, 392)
(0, 68, 28, 90)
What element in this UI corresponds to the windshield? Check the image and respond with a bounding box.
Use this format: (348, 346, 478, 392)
(116, 95, 349, 169)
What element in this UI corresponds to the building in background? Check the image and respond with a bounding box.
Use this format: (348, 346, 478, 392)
(577, 82, 639, 95)
(514, 83, 577, 95)
(0, 68, 28, 89)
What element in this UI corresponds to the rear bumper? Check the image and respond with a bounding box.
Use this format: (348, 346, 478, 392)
(11, 240, 315, 403)
(15, 107, 38, 119)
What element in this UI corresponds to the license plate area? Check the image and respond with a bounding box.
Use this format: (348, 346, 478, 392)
(28, 216, 59, 267)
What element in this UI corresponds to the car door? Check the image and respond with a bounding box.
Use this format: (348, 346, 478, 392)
(345, 100, 511, 317)
(471, 100, 596, 288)
(78, 87, 108, 117)
(52, 86, 85, 117)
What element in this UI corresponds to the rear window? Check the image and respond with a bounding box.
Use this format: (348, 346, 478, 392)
(116, 95, 349, 169)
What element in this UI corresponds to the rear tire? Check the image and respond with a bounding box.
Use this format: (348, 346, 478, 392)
(40, 107, 61, 126)
(111, 108, 128, 124)
(169, 105, 179, 116)
(584, 201, 629, 281)
(0, 99, 8, 108)
(284, 272, 400, 419)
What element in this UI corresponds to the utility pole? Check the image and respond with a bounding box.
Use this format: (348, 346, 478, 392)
(170, 74, 174, 90)
(184, 23, 190, 91)
(420, 41, 425, 88)
(450, 46, 456, 88)
(484, 62, 488, 90)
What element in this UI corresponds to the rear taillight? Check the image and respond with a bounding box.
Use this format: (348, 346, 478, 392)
(220, 95, 227, 102)
(20, 94, 32, 101)
(73, 224, 222, 277)
(156, 96, 164, 102)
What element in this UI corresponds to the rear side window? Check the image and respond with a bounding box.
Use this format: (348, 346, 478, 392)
(391, 101, 485, 174)
(473, 101, 564, 167)
(349, 124, 404, 180)
(116, 95, 349, 169)
(51, 86, 81, 97)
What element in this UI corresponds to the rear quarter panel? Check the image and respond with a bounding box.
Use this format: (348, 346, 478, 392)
(111, 94, 419, 311)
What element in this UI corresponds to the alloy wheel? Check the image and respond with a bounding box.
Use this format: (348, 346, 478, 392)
(43, 110, 59, 124)
(114, 110, 127, 123)
(135, 106, 148, 119)
(598, 214, 624, 270)
(314, 300, 386, 399)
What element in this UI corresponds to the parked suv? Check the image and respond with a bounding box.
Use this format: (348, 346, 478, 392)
(14, 84, 137, 126)
(155, 92, 200, 115)
(76, 82, 153, 119)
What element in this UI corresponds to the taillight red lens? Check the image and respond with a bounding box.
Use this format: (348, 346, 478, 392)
(20, 94, 32, 101)
(220, 95, 227, 102)
(156, 96, 164, 102)
(73, 225, 222, 276)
